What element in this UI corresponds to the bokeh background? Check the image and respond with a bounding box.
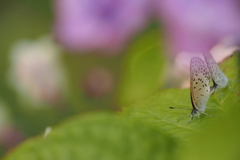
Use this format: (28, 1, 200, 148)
(0, 0, 240, 158)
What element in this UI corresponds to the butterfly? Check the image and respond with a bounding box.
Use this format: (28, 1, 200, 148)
(170, 57, 211, 122)
(203, 52, 228, 94)
(189, 57, 211, 121)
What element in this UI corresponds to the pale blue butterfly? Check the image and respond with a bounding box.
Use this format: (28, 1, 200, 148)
(170, 57, 211, 122)
(203, 52, 228, 94)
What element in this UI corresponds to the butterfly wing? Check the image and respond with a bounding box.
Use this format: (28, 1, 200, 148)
(203, 52, 228, 89)
(190, 57, 211, 113)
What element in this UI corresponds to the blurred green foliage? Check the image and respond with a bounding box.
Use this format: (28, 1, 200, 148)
(4, 53, 240, 160)
(117, 28, 166, 106)
(0, 1, 240, 159)
(0, 0, 166, 158)
(181, 102, 240, 160)
(0, 0, 53, 156)
(4, 113, 177, 160)
(0, 0, 54, 153)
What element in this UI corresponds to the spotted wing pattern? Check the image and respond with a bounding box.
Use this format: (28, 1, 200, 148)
(203, 52, 228, 91)
(190, 57, 211, 114)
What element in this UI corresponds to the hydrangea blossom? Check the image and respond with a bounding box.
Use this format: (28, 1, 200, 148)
(156, 0, 240, 55)
(155, 0, 240, 87)
(54, 0, 151, 53)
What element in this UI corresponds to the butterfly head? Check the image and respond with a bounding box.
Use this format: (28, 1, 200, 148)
(191, 109, 198, 116)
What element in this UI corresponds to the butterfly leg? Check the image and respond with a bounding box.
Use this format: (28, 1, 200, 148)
(210, 86, 217, 95)
(206, 108, 215, 112)
(216, 90, 223, 99)
(227, 80, 235, 92)
(188, 115, 194, 123)
(201, 112, 211, 117)
(228, 78, 235, 83)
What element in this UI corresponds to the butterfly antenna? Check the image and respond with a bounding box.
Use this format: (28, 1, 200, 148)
(169, 107, 192, 110)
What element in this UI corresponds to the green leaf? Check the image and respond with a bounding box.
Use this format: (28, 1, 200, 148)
(122, 52, 240, 141)
(180, 102, 240, 160)
(4, 113, 177, 160)
(117, 25, 166, 106)
(212, 52, 240, 109)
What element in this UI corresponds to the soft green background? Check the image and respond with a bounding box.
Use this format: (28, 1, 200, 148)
(3, 52, 240, 160)
(0, 0, 166, 157)
(0, 1, 239, 159)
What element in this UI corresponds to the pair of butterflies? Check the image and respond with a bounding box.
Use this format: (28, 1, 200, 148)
(171, 52, 229, 122)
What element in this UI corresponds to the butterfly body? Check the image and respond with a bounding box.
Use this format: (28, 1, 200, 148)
(203, 52, 228, 94)
(189, 57, 211, 120)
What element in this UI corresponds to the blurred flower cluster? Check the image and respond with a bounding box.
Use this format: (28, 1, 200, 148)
(54, 0, 240, 55)
(54, 0, 240, 87)
(157, 0, 240, 54)
(54, 0, 151, 53)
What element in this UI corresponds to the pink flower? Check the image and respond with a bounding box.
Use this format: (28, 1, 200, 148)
(156, 0, 240, 55)
(155, 0, 240, 87)
(54, 0, 150, 53)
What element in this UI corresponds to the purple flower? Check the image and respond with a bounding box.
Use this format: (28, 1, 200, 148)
(54, 0, 150, 53)
(155, 0, 240, 87)
(156, 0, 240, 55)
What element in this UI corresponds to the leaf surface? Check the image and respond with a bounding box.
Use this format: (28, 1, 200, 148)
(122, 52, 240, 140)
(4, 113, 177, 160)
(117, 26, 166, 106)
